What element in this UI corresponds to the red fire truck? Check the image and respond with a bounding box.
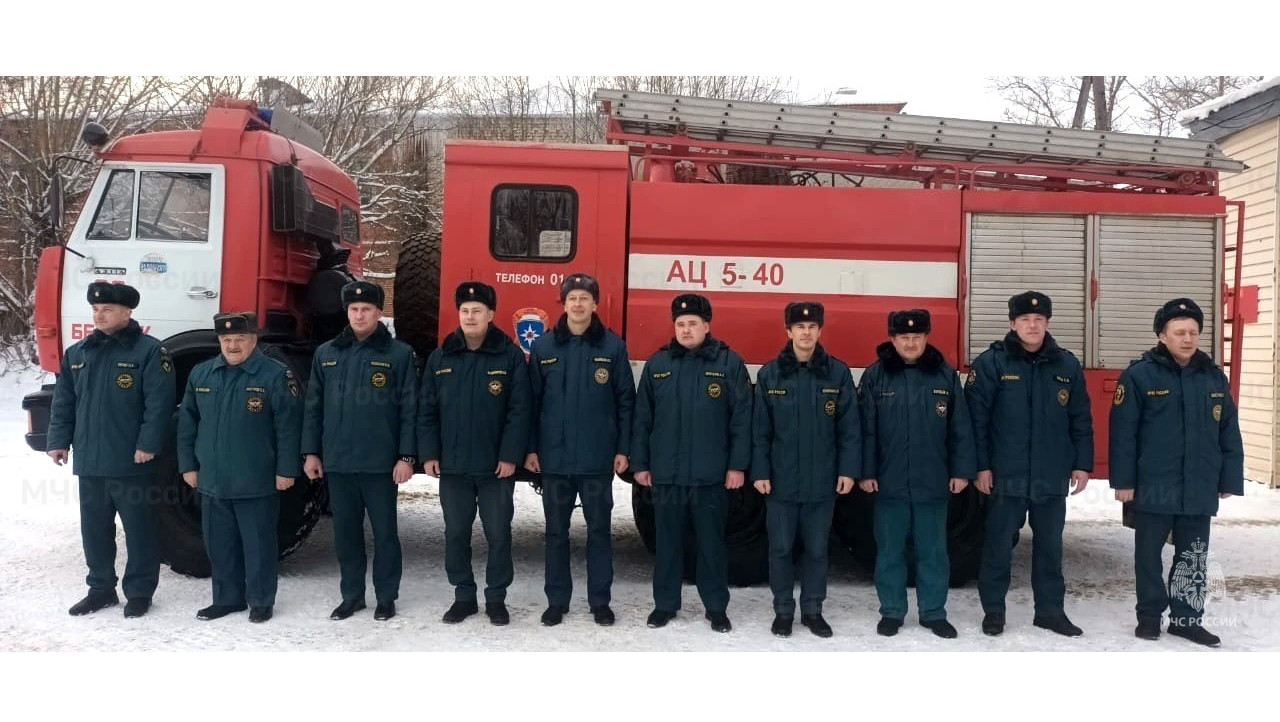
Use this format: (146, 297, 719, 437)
(394, 89, 1250, 584)
(24, 90, 1249, 585)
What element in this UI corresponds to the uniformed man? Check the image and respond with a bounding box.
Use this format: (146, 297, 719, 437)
(178, 312, 302, 623)
(1109, 298, 1243, 647)
(303, 281, 416, 622)
(966, 291, 1093, 637)
(632, 293, 751, 633)
(858, 309, 976, 639)
(47, 281, 175, 618)
(752, 301, 858, 638)
(418, 282, 532, 626)
(526, 273, 635, 627)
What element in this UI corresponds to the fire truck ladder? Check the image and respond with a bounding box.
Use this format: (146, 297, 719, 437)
(594, 88, 1245, 194)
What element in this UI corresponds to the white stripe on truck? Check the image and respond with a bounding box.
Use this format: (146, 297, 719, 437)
(627, 254, 958, 298)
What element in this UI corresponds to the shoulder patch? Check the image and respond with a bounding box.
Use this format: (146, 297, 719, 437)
(285, 369, 300, 397)
(965, 368, 976, 388)
(159, 346, 173, 374)
(1113, 383, 1126, 406)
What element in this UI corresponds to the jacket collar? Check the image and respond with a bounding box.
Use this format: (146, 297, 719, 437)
(82, 319, 142, 350)
(210, 347, 267, 373)
(1002, 330, 1062, 363)
(331, 322, 393, 350)
(441, 323, 514, 355)
(876, 340, 945, 373)
(552, 313, 607, 345)
(667, 334, 724, 360)
(1149, 343, 1215, 371)
(776, 341, 831, 375)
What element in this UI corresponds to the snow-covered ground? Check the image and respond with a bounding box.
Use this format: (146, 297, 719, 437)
(2, 364, 1278, 657)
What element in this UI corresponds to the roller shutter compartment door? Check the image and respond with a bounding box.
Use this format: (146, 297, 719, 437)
(967, 213, 1088, 363)
(1095, 215, 1218, 368)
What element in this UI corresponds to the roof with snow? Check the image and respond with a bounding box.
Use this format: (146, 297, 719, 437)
(1181, 76, 1280, 142)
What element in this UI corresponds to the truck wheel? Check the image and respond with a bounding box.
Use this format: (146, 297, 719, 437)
(831, 485, 986, 588)
(154, 339, 327, 577)
(392, 229, 441, 363)
(630, 483, 770, 587)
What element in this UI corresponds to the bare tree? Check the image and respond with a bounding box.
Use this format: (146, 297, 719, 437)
(990, 75, 1263, 136)
(0, 76, 200, 349)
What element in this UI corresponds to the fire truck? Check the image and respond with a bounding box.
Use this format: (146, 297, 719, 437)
(23, 90, 1248, 585)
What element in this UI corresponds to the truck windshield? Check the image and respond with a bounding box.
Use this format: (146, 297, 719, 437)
(85, 169, 211, 242)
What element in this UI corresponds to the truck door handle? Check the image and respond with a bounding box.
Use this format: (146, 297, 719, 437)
(187, 287, 218, 299)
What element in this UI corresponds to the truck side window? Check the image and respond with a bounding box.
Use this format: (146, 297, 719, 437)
(490, 185, 576, 261)
(137, 171, 211, 242)
(341, 205, 360, 244)
(86, 169, 135, 240)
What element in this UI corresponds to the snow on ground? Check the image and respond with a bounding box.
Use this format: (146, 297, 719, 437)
(1, 366, 1278, 654)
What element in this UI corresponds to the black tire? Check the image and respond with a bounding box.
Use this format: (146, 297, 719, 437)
(393, 229, 442, 363)
(832, 485, 987, 588)
(153, 337, 327, 578)
(629, 483, 770, 587)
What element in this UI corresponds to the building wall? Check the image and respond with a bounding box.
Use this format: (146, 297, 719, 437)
(1220, 118, 1280, 486)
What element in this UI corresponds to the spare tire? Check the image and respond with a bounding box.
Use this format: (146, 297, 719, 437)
(392, 229, 442, 364)
(630, 483, 770, 587)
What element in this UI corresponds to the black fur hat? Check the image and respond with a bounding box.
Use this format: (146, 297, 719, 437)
(671, 293, 712, 322)
(455, 281, 497, 310)
(888, 309, 931, 335)
(342, 280, 384, 309)
(1008, 291, 1052, 320)
(213, 312, 258, 335)
(559, 273, 600, 303)
(1154, 297, 1204, 334)
(86, 281, 139, 309)
(785, 301, 824, 327)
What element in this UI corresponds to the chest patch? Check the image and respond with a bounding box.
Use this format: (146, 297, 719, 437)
(488, 369, 509, 376)
(593, 357, 612, 363)
(821, 388, 840, 395)
(540, 357, 559, 365)
(705, 371, 725, 378)
(321, 360, 338, 367)
(246, 396, 264, 413)
(936, 400, 948, 418)
(1000, 374, 1021, 381)
(652, 371, 671, 380)
(371, 371, 388, 388)
(488, 379, 504, 395)
(1055, 375, 1072, 384)
(1213, 404, 1222, 422)
(767, 389, 787, 396)
(370, 361, 391, 369)
(594, 367, 610, 384)
(245, 386, 266, 393)
(1057, 388, 1069, 406)
(70, 362, 85, 370)
(707, 381, 723, 399)
(116, 372, 134, 389)
(824, 399, 836, 417)
(1146, 389, 1171, 397)
(116, 362, 137, 369)
(195, 387, 212, 393)
(435, 367, 452, 375)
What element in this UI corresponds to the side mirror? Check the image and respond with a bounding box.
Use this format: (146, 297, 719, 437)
(48, 169, 64, 231)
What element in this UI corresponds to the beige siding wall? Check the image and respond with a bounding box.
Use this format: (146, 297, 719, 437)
(1220, 118, 1279, 486)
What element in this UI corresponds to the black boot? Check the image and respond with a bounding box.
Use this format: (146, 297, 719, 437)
(591, 606, 615, 626)
(705, 611, 732, 633)
(486, 602, 510, 626)
(69, 590, 119, 616)
(374, 601, 396, 621)
(922, 619, 958, 639)
(876, 617, 903, 637)
(1033, 615, 1083, 637)
(123, 598, 152, 619)
(330, 599, 367, 621)
(1134, 619, 1161, 640)
(249, 606, 273, 623)
(541, 605, 567, 627)
(982, 612, 1005, 636)
(442, 600, 478, 624)
(801, 614, 833, 638)
(771, 615, 794, 637)
(197, 603, 247, 621)
(646, 609, 676, 628)
(1168, 623, 1221, 647)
